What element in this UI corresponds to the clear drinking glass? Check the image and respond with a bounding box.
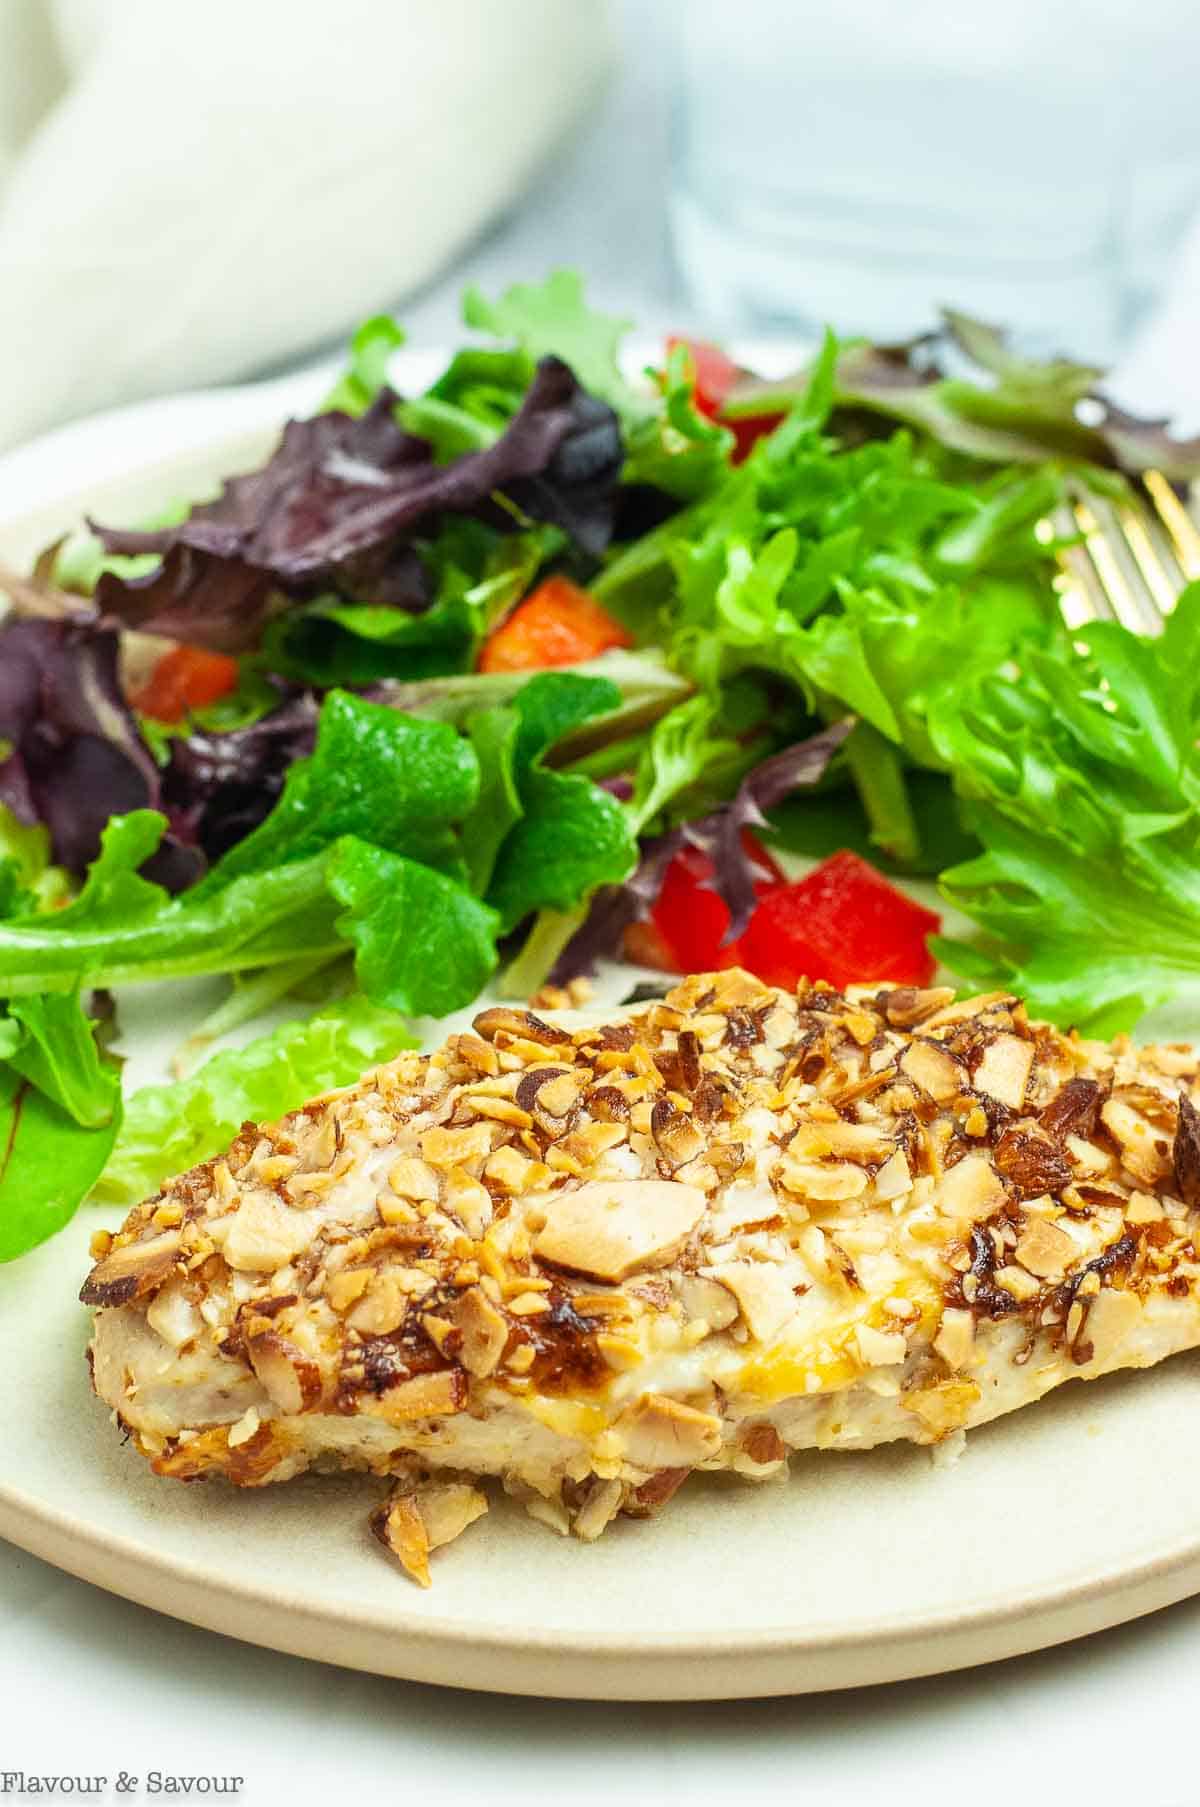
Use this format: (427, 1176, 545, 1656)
(669, 0, 1200, 361)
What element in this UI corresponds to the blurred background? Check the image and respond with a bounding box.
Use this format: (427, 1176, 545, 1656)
(1, 0, 1198, 453)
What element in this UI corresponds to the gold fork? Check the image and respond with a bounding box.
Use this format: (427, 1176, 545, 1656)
(1040, 471, 1200, 631)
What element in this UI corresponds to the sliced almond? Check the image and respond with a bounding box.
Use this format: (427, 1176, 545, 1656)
(144, 1278, 202, 1348)
(572, 1477, 624, 1542)
(371, 1481, 488, 1587)
(873, 1148, 913, 1201)
(1126, 1190, 1164, 1225)
(246, 1331, 322, 1415)
(790, 1119, 895, 1161)
(219, 1195, 314, 1274)
(348, 1270, 409, 1337)
(387, 1156, 439, 1202)
(420, 1123, 493, 1169)
(443, 1167, 492, 1237)
(1101, 1097, 1170, 1187)
(1078, 1287, 1142, 1366)
(533, 1180, 706, 1283)
(614, 1393, 722, 1469)
(776, 1157, 869, 1201)
(854, 1322, 908, 1367)
(673, 1273, 740, 1333)
(650, 1099, 706, 1171)
(993, 1264, 1041, 1302)
(80, 1228, 183, 1307)
(899, 1377, 981, 1437)
(446, 1284, 508, 1378)
(362, 1368, 467, 1426)
(471, 1006, 569, 1046)
(1013, 1217, 1075, 1281)
(706, 1260, 800, 1344)
(900, 1039, 965, 1102)
(882, 986, 956, 1028)
(933, 1306, 976, 1369)
(328, 1267, 371, 1312)
(972, 1034, 1035, 1109)
(937, 1152, 1005, 1224)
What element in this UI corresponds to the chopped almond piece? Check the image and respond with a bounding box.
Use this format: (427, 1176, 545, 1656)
(1014, 1218, 1075, 1281)
(900, 1039, 964, 1102)
(972, 1034, 1035, 1109)
(615, 1393, 723, 1468)
(533, 1179, 706, 1282)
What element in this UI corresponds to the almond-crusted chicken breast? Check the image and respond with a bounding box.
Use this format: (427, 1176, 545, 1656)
(83, 971, 1200, 1585)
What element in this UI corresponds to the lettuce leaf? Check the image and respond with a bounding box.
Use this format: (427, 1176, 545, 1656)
(932, 585, 1200, 1032)
(482, 672, 638, 931)
(92, 994, 414, 1210)
(0, 985, 124, 1260)
(328, 840, 500, 1016)
(202, 690, 480, 887)
(0, 1069, 121, 1261)
(463, 270, 634, 415)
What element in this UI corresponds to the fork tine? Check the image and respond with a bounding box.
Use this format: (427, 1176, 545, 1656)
(1116, 499, 1181, 618)
(1068, 490, 1159, 633)
(1143, 471, 1200, 582)
(1048, 502, 1109, 626)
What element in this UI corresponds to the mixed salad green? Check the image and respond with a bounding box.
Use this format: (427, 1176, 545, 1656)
(2, 269, 1199, 1262)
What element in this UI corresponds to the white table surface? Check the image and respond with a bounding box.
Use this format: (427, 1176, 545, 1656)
(5, 7, 1200, 1799)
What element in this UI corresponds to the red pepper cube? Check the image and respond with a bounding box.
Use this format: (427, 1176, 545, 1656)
(736, 850, 940, 991)
(130, 645, 239, 722)
(637, 832, 785, 974)
(665, 336, 783, 462)
(665, 336, 741, 417)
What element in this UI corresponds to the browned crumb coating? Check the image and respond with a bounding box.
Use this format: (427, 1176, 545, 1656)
(82, 971, 1200, 1583)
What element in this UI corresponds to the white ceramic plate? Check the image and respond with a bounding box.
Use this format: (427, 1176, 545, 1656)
(1, 354, 1199, 1702)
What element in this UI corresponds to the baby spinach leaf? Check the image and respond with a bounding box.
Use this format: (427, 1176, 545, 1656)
(328, 839, 500, 1016)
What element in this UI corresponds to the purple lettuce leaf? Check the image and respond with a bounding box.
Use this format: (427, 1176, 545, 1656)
(162, 693, 319, 862)
(549, 830, 684, 983)
(91, 359, 623, 653)
(684, 720, 855, 940)
(0, 617, 200, 888)
(551, 719, 852, 981)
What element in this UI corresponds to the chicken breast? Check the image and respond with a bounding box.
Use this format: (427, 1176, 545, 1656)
(82, 970, 1200, 1584)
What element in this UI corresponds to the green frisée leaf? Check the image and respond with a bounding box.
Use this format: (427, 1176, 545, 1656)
(622, 344, 736, 502)
(932, 585, 1200, 1031)
(91, 994, 415, 1211)
(322, 315, 406, 416)
(463, 270, 635, 414)
(267, 527, 553, 686)
(328, 839, 500, 1017)
(628, 693, 741, 834)
(0, 808, 70, 915)
(401, 347, 535, 459)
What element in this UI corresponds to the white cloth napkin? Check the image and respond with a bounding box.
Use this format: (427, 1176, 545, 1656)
(0, 0, 613, 453)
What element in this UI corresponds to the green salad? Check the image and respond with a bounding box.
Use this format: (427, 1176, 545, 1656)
(1, 269, 1199, 1262)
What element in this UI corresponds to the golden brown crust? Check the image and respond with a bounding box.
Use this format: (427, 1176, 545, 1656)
(83, 971, 1200, 1576)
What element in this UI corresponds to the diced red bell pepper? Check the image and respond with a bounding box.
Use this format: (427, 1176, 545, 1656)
(736, 851, 940, 991)
(130, 644, 239, 722)
(666, 335, 741, 418)
(666, 335, 784, 463)
(625, 832, 786, 974)
(478, 576, 632, 675)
